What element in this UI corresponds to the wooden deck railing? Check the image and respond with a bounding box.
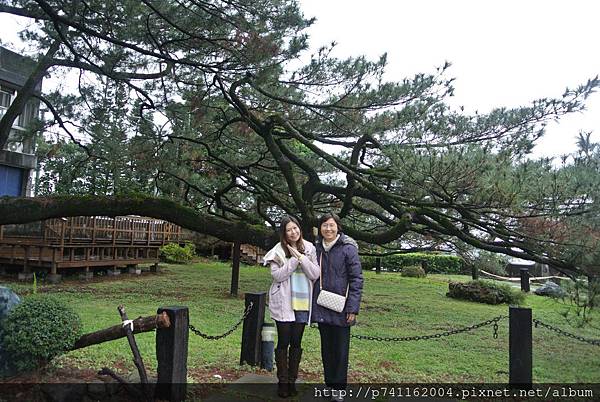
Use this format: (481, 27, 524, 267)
(1, 216, 187, 245)
(0, 216, 191, 276)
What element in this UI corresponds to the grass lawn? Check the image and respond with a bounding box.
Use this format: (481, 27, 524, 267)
(2, 260, 599, 383)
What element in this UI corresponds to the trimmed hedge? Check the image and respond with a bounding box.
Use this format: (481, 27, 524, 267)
(361, 253, 463, 274)
(0, 295, 82, 372)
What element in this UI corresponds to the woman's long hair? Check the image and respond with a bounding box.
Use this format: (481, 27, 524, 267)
(279, 215, 306, 258)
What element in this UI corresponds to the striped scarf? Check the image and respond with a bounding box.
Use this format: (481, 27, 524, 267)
(291, 267, 310, 311)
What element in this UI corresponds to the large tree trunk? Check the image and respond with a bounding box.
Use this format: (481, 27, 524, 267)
(0, 195, 278, 249)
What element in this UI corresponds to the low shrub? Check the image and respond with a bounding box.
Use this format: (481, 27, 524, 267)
(446, 280, 525, 305)
(401, 265, 426, 278)
(160, 242, 196, 264)
(0, 295, 82, 372)
(361, 253, 463, 274)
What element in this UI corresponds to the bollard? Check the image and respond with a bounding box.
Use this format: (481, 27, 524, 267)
(231, 241, 241, 296)
(156, 306, 189, 402)
(260, 322, 276, 371)
(240, 292, 266, 366)
(520, 268, 530, 292)
(509, 306, 532, 387)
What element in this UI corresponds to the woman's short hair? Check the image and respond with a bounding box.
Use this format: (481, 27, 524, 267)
(279, 215, 305, 257)
(318, 213, 342, 235)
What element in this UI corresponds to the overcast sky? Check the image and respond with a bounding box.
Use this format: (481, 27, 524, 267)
(299, 0, 600, 158)
(1, 1, 599, 157)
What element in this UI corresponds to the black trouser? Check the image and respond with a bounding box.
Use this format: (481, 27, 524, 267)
(275, 321, 306, 349)
(318, 323, 351, 390)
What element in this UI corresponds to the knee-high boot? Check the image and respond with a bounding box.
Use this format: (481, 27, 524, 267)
(275, 347, 289, 398)
(288, 347, 302, 396)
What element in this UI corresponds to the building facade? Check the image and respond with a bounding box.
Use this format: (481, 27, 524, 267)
(0, 46, 41, 197)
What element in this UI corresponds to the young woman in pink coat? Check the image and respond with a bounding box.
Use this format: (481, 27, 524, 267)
(263, 215, 320, 397)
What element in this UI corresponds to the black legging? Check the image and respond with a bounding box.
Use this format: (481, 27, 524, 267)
(276, 321, 306, 349)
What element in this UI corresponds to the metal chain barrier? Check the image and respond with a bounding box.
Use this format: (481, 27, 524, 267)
(188, 301, 254, 340)
(351, 315, 507, 342)
(533, 318, 600, 347)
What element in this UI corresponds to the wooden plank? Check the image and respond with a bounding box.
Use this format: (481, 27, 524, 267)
(51, 247, 58, 274)
(0, 257, 49, 269)
(146, 220, 151, 246)
(60, 220, 65, 259)
(57, 258, 158, 269)
(68, 217, 73, 243)
(23, 246, 30, 273)
(92, 216, 97, 242)
(112, 217, 117, 246)
(42, 221, 47, 242)
(72, 312, 170, 351)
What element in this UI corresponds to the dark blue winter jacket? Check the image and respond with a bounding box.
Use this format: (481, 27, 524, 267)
(311, 233, 363, 327)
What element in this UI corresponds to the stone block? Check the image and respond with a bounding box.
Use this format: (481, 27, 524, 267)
(79, 272, 94, 280)
(17, 272, 33, 281)
(48, 274, 62, 284)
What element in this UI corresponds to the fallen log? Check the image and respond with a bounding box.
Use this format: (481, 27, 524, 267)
(72, 312, 170, 351)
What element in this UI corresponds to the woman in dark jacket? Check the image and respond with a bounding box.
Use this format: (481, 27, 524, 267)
(312, 213, 363, 401)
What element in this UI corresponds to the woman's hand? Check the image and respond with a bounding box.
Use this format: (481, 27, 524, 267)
(287, 245, 302, 260)
(346, 313, 356, 324)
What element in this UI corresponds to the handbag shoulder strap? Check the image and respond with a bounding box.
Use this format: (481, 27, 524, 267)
(319, 252, 349, 297)
(319, 253, 323, 290)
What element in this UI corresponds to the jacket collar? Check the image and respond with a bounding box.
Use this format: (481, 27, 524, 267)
(316, 233, 358, 251)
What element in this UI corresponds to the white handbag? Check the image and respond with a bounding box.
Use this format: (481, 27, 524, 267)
(316, 254, 348, 313)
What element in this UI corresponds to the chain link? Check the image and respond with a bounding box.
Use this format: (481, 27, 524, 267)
(188, 301, 254, 340)
(350, 315, 507, 342)
(533, 318, 600, 347)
